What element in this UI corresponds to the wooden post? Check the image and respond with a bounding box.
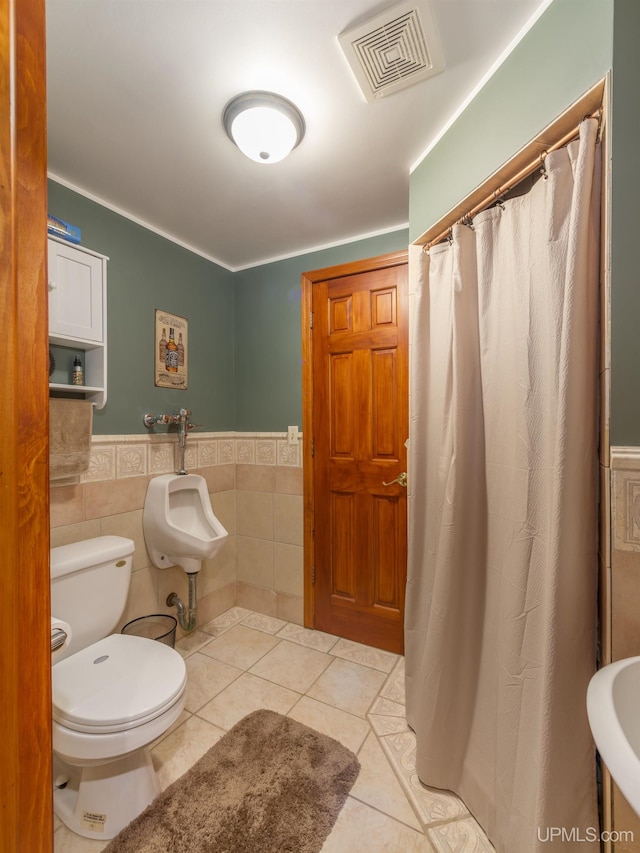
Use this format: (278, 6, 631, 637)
(0, 0, 52, 850)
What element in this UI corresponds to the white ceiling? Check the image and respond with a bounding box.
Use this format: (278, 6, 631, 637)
(46, 0, 548, 271)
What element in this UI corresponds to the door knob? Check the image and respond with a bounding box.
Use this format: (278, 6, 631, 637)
(382, 472, 407, 488)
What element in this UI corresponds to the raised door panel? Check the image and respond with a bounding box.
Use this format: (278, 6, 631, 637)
(311, 260, 408, 653)
(371, 287, 397, 329)
(371, 348, 400, 460)
(371, 493, 402, 609)
(329, 491, 356, 600)
(329, 352, 355, 458)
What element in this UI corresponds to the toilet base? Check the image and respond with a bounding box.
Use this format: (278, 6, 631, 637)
(53, 747, 160, 840)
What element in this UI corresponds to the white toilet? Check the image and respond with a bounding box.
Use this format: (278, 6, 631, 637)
(51, 536, 186, 840)
(143, 473, 228, 573)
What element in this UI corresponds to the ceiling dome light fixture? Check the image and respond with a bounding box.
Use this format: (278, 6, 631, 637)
(223, 91, 305, 164)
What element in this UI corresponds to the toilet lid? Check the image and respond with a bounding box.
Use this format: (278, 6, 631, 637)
(52, 634, 186, 734)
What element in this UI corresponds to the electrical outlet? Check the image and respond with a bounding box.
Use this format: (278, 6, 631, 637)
(287, 425, 299, 446)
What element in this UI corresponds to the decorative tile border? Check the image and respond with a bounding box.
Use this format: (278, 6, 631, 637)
(83, 444, 115, 482)
(367, 657, 495, 850)
(218, 437, 235, 465)
(81, 431, 303, 484)
(331, 637, 398, 673)
(611, 447, 640, 553)
(379, 729, 469, 825)
(116, 443, 147, 478)
(369, 696, 409, 736)
(197, 441, 217, 468)
(149, 442, 174, 474)
(256, 439, 277, 465)
(428, 817, 496, 853)
(277, 440, 300, 467)
(275, 623, 339, 653)
(202, 606, 253, 635)
(236, 438, 255, 465)
(241, 612, 287, 635)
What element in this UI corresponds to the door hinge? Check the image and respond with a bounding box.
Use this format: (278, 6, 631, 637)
(311, 565, 316, 584)
(311, 438, 314, 457)
(309, 310, 314, 329)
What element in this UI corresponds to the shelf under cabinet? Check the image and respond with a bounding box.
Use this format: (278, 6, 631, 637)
(49, 382, 104, 393)
(49, 339, 107, 408)
(48, 237, 108, 410)
(49, 382, 106, 408)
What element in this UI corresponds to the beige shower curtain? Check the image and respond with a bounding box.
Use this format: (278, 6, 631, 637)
(405, 118, 601, 852)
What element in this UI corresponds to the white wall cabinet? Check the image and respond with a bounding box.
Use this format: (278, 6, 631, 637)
(48, 237, 108, 409)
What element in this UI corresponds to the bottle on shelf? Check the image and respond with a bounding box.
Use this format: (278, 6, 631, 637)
(159, 328, 167, 365)
(177, 332, 184, 367)
(165, 328, 179, 373)
(72, 354, 84, 386)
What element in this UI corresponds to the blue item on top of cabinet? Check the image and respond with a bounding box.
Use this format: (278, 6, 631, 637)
(47, 214, 81, 244)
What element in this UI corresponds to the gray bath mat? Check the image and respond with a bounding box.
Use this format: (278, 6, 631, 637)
(104, 709, 360, 852)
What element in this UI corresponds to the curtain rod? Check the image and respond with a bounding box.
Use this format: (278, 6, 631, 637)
(424, 108, 602, 250)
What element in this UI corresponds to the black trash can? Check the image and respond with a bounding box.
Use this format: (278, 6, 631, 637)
(121, 614, 177, 648)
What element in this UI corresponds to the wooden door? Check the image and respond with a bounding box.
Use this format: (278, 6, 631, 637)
(0, 0, 52, 851)
(302, 252, 408, 654)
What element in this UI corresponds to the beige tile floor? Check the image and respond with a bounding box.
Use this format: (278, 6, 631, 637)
(53, 607, 495, 853)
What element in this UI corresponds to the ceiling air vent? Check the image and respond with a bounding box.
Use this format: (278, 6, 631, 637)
(338, 0, 444, 102)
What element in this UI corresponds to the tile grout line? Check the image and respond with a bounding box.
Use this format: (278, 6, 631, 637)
(365, 661, 495, 851)
(57, 608, 467, 852)
(180, 612, 462, 837)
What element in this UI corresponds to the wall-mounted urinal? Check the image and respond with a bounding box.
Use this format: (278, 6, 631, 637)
(143, 473, 228, 574)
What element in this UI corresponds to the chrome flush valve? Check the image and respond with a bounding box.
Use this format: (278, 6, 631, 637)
(143, 409, 192, 429)
(143, 409, 198, 474)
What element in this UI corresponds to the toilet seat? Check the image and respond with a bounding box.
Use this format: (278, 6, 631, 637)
(53, 633, 186, 734)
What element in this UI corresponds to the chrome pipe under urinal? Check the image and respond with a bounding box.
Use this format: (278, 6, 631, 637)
(167, 571, 198, 633)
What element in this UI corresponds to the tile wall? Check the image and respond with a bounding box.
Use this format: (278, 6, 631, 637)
(609, 447, 640, 851)
(49, 432, 304, 638)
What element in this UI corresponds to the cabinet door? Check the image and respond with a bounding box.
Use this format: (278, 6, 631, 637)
(48, 240, 103, 342)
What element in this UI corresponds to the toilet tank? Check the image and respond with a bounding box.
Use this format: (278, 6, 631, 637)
(50, 536, 135, 659)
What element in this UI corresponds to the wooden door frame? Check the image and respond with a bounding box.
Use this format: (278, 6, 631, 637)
(0, 0, 52, 850)
(301, 250, 408, 628)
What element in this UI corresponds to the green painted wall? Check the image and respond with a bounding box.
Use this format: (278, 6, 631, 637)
(55, 0, 635, 441)
(408, 0, 640, 444)
(47, 181, 235, 435)
(233, 231, 409, 431)
(610, 0, 640, 445)
(409, 0, 613, 244)
(49, 179, 407, 434)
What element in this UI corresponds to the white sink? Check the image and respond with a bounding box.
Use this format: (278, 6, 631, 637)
(587, 656, 640, 816)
